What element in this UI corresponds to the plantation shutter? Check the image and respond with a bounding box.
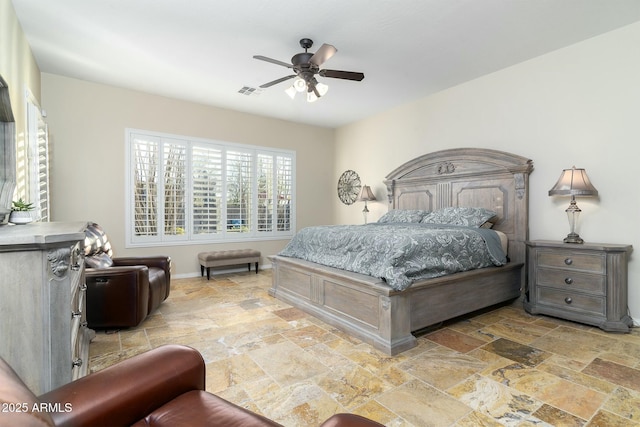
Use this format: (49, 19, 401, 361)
(162, 139, 186, 237)
(226, 150, 252, 233)
(276, 155, 292, 231)
(132, 134, 160, 237)
(257, 154, 274, 232)
(35, 115, 49, 221)
(192, 144, 223, 235)
(26, 96, 50, 222)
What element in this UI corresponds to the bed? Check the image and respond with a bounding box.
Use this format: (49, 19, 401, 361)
(269, 148, 533, 355)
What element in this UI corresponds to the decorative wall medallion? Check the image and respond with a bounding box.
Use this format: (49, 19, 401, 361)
(337, 170, 362, 205)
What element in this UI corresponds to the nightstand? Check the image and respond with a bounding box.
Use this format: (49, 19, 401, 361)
(524, 240, 633, 332)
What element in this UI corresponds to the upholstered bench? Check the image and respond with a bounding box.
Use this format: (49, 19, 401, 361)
(198, 249, 261, 279)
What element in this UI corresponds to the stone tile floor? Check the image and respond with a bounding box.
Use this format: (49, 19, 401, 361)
(89, 271, 640, 426)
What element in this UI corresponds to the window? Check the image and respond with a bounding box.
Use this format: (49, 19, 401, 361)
(22, 90, 49, 222)
(0, 76, 16, 222)
(125, 129, 295, 246)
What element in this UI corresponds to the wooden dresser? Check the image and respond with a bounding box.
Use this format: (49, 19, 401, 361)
(524, 240, 633, 332)
(0, 221, 93, 394)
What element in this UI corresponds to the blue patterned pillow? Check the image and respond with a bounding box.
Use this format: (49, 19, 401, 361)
(377, 209, 430, 223)
(421, 207, 497, 227)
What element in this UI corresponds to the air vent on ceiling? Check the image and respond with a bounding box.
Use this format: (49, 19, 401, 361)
(238, 86, 263, 96)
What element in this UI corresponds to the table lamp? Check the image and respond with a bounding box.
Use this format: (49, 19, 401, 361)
(357, 185, 376, 224)
(548, 166, 598, 244)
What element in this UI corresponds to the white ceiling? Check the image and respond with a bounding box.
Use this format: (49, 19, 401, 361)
(11, 0, 640, 128)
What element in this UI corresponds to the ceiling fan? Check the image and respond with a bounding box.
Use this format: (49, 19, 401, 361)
(253, 38, 365, 102)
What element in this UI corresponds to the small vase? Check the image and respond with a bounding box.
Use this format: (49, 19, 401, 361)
(9, 211, 33, 225)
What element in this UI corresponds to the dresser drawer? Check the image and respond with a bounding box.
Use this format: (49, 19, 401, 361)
(536, 268, 605, 295)
(537, 250, 605, 273)
(537, 287, 605, 316)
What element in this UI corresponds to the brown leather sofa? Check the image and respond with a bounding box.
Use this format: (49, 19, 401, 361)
(0, 345, 384, 427)
(83, 223, 171, 328)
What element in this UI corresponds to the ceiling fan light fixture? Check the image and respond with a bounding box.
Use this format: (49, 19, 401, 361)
(306, 91, 318, 103)
(285, 85, 297, 99)
(316, 82, 329, 97)
(293, 77, 306, 92)
(306, 82, 328, 103)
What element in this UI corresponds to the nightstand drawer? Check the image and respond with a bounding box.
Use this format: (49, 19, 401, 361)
(537, 287, 605, 315)
(537, 268, 605, 295)
(537, 250, 605, 273)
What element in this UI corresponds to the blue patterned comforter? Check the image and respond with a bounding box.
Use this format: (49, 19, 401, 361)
(278, 223, 506, 291)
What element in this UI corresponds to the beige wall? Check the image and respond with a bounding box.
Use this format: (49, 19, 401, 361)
(335, 22, 640, 321)
(0, 0, 41, 200)
(41, 74, 335, 276)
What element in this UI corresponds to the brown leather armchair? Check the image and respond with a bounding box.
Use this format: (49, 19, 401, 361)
(83, 223, 171, 328)
(0, 345, 384, 427)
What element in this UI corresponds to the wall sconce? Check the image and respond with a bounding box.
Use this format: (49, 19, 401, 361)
(357, 185, 376, 224)
(548, 166, 598, 244)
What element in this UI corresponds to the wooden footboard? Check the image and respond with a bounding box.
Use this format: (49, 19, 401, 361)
(270, 255, 523, 355)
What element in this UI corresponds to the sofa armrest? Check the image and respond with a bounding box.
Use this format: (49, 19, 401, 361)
(39, 345, 205, 427)
(113, 256, 172, 303)
(113, 255, 171, 275)
(85, 266, 150, 327)
(85, 265, 149, 282)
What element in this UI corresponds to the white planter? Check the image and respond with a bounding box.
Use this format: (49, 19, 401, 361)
(9, 211, 33, 225)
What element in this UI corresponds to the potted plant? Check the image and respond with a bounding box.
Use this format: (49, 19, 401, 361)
(9, 198, 34, 224)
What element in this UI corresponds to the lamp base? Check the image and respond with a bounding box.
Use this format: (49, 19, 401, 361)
(563, 232, 584, 244)
(362, 203, 369, 224)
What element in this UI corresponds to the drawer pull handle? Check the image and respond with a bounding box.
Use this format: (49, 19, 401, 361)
(72, 358, 83, 368)
(564, 277, 573, 285)
(564, 258, 573, 265)
(564, 297, 572, 304)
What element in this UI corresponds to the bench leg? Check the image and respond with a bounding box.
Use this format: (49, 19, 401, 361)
(255, 262, 259, 274)
(247, 262, 251, 272)
(206, 267, 211, 280)
(200, 265, 204, 277)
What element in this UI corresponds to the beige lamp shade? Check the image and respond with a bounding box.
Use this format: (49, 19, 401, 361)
(548, 167, 598, 197)
(357, 185, 376, 202)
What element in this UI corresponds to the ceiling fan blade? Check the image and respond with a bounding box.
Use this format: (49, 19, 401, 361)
(259, 75, 296, 88)
(319, 69, 365, 81)
(309, 44, 337, 66)
(253, 55, 293, 69)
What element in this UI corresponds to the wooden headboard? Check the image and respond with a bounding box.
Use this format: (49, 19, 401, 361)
(383, 148, 534, 265)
